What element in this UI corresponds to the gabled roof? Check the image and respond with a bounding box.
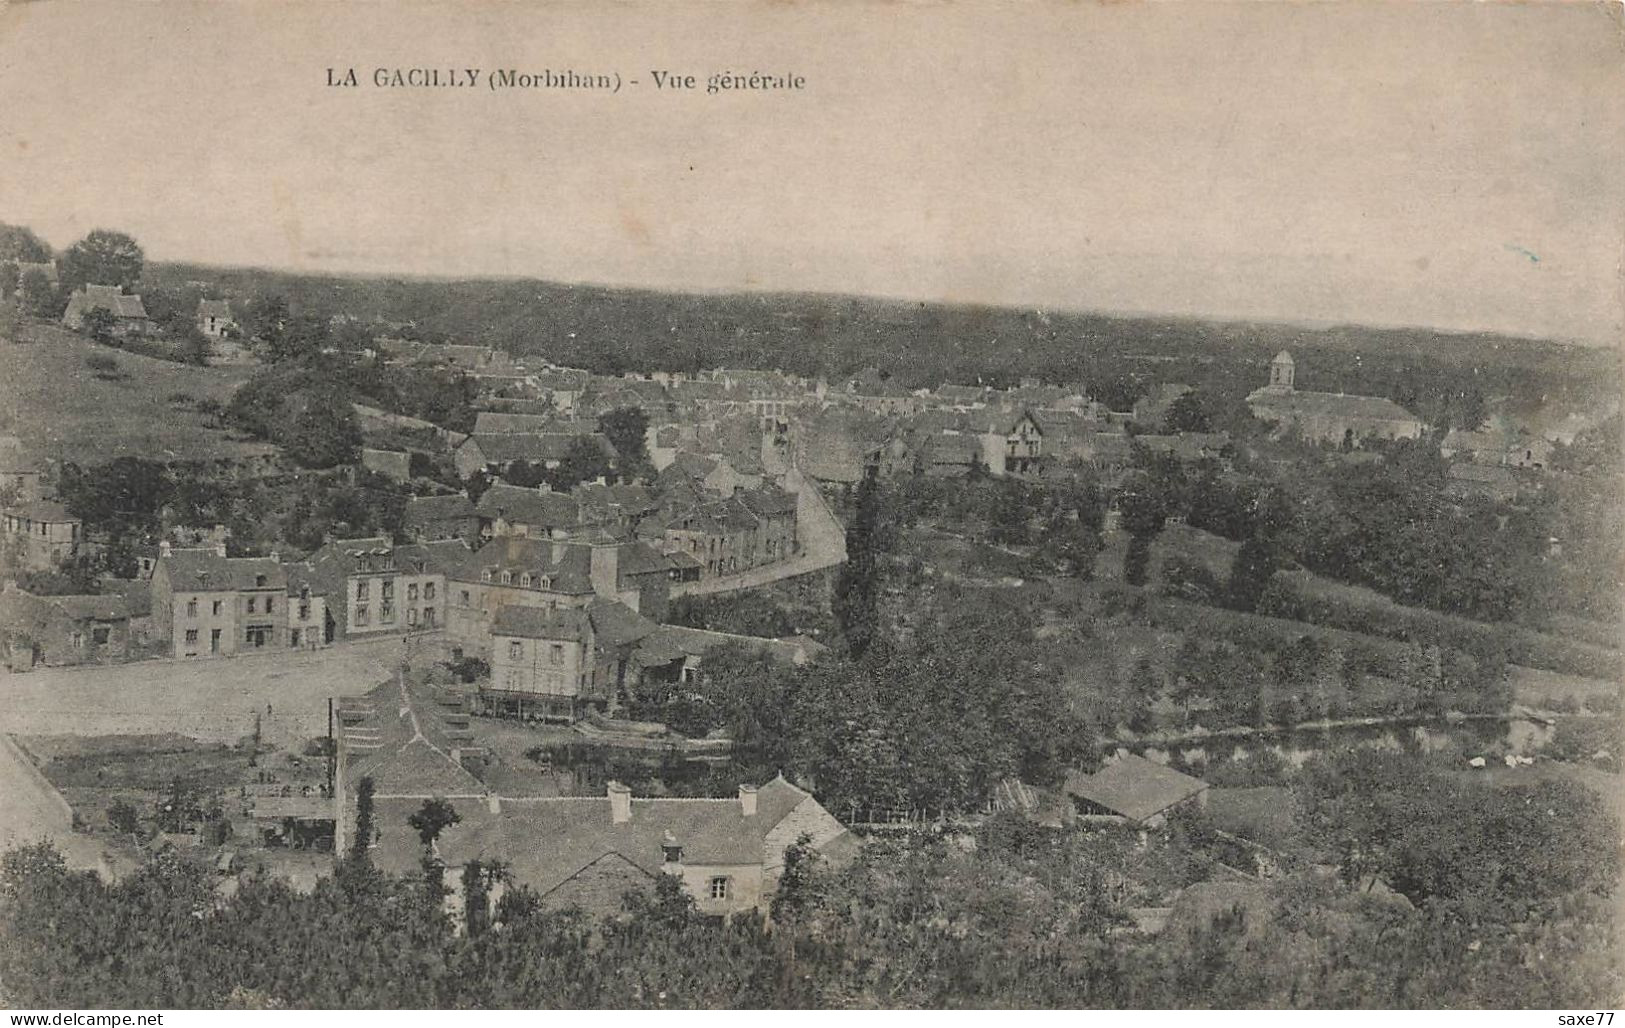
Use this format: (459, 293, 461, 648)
(1064, 753, 1208, 823)
(475, 483, 581, 528)
(157, 550, 285, 592)
(67, 284, 149, 319)
(197, 299, 232, 319)
(585, 598, 658, 647)
(341, 676, 485, 799)
(1247, 389, 1421, 425)
(491, 604, 590, 642)
(402, 493, 477, 523)
(2, 499, 77, 523)
(463, 432, 616, 466)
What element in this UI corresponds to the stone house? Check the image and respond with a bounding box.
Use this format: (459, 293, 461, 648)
(1, 500, 82, 572)
(195, 299, 237, 338)
(0, 585, 132, 669)
(1246, 352, 1425, 446)
(149, 546, 288, 658)
(401, 493, 479, 545)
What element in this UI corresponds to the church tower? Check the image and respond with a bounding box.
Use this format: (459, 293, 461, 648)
(1268, 350, 1295, 392)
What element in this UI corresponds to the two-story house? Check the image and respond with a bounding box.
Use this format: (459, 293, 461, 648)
(150, 546, 287, 657)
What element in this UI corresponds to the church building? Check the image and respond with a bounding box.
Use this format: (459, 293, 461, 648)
(1246, 351, 1425, 447)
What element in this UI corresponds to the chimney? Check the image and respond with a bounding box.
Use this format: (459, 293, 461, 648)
(486, 795, 502, 814)
(213, 541, 228, 558)
(607, 780, 631, 824)
(589, 543, 619, 599)
(269, 549, 281, 564)
(738, 784, 757, 818)
(158, 540, 172, 559)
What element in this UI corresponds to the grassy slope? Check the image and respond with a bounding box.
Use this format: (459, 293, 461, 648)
(0, 313, 272, 464)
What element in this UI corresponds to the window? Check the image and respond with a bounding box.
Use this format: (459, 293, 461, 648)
(184, 628, 199, 645)
(212, 600, 222, 616)
(246, 597, 256, 614)
(92, 627, 109, 645)
(424, 607, 435, 626)
(407, 583, 419, 601)
(663, 843, 683, 864)
(298, 601, 309, 620)
(549, 643, 564, 666)
(500, 571, 512, 585)
(460, 590, 470, 605)
(71, 632, 84, 649)
(381, 603, 394, 623)
(708, 876, 730, 900)
(254, 574, 267, 587)
(186, 598, 198, 618)
(481, 570, 492, 583)
(538, 576, 550, 590)
(265, 596, 273, 614)
(508, 641, 522, 661)
(407, 608, 417, 626)
(519, 573, 532, 588)
(424, 582, 435, 601)
(210, 629, 220, 653)
(355, 605, 369, 626)
(357, 580, 370, 600)
(381, 580, 394, 601)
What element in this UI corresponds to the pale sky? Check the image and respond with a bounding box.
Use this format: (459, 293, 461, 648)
(2, 1, 1622, 345)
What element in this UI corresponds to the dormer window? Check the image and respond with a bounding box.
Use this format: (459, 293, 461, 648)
(538, 576, 550, 590)
(481, 570, 492, 583)
(520, 573, 532, 588)
(255, 574, 267, 587)
(500, 571, 512, 585)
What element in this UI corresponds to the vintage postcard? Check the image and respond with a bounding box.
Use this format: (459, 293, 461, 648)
(0, 0, 1621, 1014)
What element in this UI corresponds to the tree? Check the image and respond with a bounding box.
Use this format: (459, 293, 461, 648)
(1163, 391, 1212, 433)
(546, 435, 614, 491)
(106, 800, 140, 838)
(60, 230, 143, 292)
(0, 223, 51, 264)
(598, 407, 652, 481)
(286, 391, 362, 469)
(350, 776, 376, 864)
(17, 268, 59, 318)
(407, 797, 461, 848)
(1226, 535, 1281, 612)
(244, 293, 290, 346)
(1116, 473, 1170, 586)
(833, 471, 885, 658)
(80, 306, 117, 345)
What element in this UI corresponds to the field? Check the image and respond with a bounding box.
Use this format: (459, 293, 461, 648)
(0, 312, 273, 464)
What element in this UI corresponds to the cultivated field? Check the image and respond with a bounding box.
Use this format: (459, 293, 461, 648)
(0, 314, 272, 464)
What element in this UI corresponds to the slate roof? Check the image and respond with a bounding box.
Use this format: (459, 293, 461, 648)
(402, 493, 477, 524)
(475, 483, 581, 529)
(197, 299, 232, 319)
(158, 550, 286, 592)
(1247, 388, 1421, 425)
(491, 605, 591, 642)
(340, 676, 484, 799)
(48, 594, 131, 621)
(464, 432, 616, 465)
(472, 412, 565, 434)
(633, 624, 825, 668)
(373, 775, 844, 892)
(1064, 753, 1209, 823)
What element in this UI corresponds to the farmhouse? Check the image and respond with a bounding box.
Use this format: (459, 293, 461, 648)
(195, 299, 237, 338)
(61, 285, 154, 337)
(0, 585, 132, 669)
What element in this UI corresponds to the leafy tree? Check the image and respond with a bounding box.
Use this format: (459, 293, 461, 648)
(106, 800, 140, 838)
(350, 776, 376, 864)
(598, 406, 653, 481)
(60, 229, 143, 291)
(407, 797, 461, 848)
(243, 293, 290, 346)
(17, 267, 59, 318)
(0, 223, 51, 265)
(833, 471, 884, 658)
(503, 459, 547, 488)
(546, 436, 615, 491)
(80, 307, 117, 345)
(1116, 472, 1170, 586)
(1226, 535, 1281, 612)
(1163, 391, 1212, 433)
(285, 391, 361, 469)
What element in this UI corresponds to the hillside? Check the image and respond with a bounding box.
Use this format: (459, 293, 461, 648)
(0, 312, 272, 465)
(145, 262, 1621, 415)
